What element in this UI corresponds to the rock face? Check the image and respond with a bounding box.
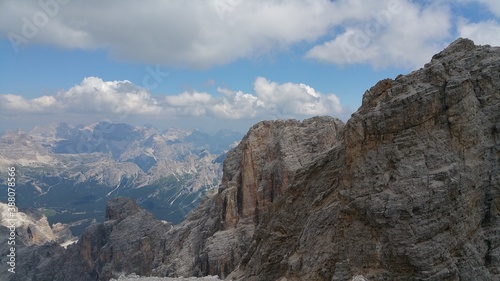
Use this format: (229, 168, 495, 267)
(0, 203, 75, 246)
(230, 38, 500, 280)
(0, 123, 242, 235)
(151, 116, 344, 278)
(77, 197, 172, 280)
(218, 117, 343, 227)
(0, 198, 171, 281)
(5, 38, 499, 281)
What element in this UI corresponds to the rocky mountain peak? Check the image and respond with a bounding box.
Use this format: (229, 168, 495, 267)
(146, 116, 345, 279)
(218, 115, 344, 228)
(2, 38, 499, 281)
(0, 203, 75, 247)
(431, 37, 476, 61)
(235, 38, 500, 280)
(105, 197, 142, 222)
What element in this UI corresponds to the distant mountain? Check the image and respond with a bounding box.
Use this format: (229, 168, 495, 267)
(0, 203, 76, 247)
(0, 122, 242, 235)
(3, 38, 499, 281)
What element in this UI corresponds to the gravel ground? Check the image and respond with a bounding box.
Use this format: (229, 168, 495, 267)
(110, 274, 222, 281)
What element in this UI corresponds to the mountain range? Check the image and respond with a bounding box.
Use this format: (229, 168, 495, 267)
(0, 38, 499, 281)
(0, 122, 242, 235)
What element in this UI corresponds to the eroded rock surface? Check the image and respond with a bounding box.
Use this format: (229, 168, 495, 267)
(151, 116, 344, 278)
(233, 38, 500, 280)
(0, 198, 171, 281)
(78, 197, 172, 280)
(4, 38, 499, 281)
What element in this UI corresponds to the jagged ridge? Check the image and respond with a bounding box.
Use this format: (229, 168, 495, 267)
(2, 38, 499, 281)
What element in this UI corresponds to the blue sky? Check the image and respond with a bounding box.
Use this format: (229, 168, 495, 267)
(0, 0, 499, 133)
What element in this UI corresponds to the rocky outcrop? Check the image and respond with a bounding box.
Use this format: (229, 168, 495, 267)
(111, 275, 221, 281)
(0, 198, 172, 281)
(217, 116, 343, 227)
(0, 203, 76, 246)
(0, 123, 243, 236)
(77, 197, 172, 280)
(231, 38, 500, 280)
(4, 38, 499, 281)
(151, 116, 344, 278)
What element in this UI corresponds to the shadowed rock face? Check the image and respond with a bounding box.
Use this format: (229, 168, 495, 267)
(105, 197, 143, 222)
(231, 38, 500, 280)
(78, 198, 172, 281)
(151, 116, 345, 279)
(0, 198, 172, 281)
(3, 39, 499, 281)
(218, 116, 344, 228)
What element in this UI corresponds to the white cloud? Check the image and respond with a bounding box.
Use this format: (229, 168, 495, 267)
(446, 0, 500, 17)
(163, 92, 213, 117)
(0, 0, 337, 68)
(306, 0, 452, 68)
(478, 0, 500, 17)
(0, 94, 61, 112)
(0, 94, 36, 112)
(0, 77, 161, 115)
(0, 0, 458, 70)
(212, 88, 265, 119)
(0, 77, 343, 120)
(253, 77, 342, 116)
(2, 0, 496, 69)
(57, 77, 162, 114)
(458, 19, 500, 46)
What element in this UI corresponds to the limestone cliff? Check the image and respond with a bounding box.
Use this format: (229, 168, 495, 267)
(4, 38, 499, 281)
(0, 203, 75, 246)
(151, 116, 344, 278)
(0, 198, 171, 281)
(231, 38, 500, 280)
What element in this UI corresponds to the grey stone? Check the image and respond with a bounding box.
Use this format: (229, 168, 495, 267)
(6, 38, 500, 281)
(233, 38, 500, 280)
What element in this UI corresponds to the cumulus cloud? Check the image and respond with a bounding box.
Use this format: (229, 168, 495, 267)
(206, 78, 343, 119)
(0, 77, 161, 115)
(0, 0, 476, 70)
(448, 0, 500, 47)
(458, 19, 500, 46)
(305, 0, 453, 68)
(253, 77, 342, 116)
(163, 92, 212, 117)
(0, 0, 336, 68)
(58, 77, 162, 114)
(0, 94, 61, 112)
(0, 77, 343, 120)
(212, 88, 265, 119)
(478, 0, 500, 17)
(1, 0, 497, 69)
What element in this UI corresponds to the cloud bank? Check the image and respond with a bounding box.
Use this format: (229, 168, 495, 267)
(0, 77, 343, 121)
(0, 0, 498, 69)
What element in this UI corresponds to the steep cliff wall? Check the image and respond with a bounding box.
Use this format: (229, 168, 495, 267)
(152, 116, 344, 278)
(232, 38, 500, 280)
(5, 38, 499, 281)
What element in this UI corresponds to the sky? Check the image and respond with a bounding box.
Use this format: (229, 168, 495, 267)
(0, 0, 499, 133)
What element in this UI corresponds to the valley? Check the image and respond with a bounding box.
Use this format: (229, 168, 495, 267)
(0, 122, 242, 235)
